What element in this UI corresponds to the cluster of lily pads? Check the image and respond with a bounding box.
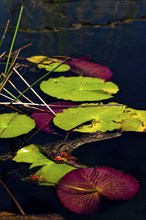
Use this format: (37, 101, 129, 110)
(1, 55, 146, 215)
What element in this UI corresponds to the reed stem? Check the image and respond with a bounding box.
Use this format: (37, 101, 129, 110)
(4, 6, 23, 76)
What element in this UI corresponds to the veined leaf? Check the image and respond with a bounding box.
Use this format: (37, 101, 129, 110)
(57, 167, 139, 215)
(0, 113, 35, 138)
(13, 144, 76, 185)
(40, 76, 119, 102)
(53, 103, 146, 133)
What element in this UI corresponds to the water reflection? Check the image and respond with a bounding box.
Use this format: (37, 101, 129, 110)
(1, 0, 146, 29)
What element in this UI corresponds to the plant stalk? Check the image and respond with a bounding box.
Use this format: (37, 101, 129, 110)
(0, 180, 25, 215)
(4, 6, 23, 76)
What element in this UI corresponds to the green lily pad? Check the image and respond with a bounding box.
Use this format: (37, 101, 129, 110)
(40, 76, 119, 101)
(13, 144, 76, 185)
(38, 62, 70, 72)
(35, 162, 76, 186)
(13, 144, 49, 167)
(0, 113, 36, 138)
(53, 103, 146, 133)
(121, 110, 146, 132)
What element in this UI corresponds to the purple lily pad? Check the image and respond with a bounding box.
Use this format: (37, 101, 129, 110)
(57, 167, 140, 215)
(93, 167, 140, 200)
(66, 58, 113, 81)
(31, 102, 76, 134)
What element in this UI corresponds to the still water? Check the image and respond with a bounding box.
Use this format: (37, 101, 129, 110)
(0, 0, 146, 219)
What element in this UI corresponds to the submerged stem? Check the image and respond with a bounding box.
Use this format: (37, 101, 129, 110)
(0, 180, 25, 215)
(0, 20, 10, 47)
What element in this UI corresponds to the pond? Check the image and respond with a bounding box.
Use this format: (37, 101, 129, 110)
(0, 0, 146, 219)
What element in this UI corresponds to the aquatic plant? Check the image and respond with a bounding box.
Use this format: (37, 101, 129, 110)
(13, 144, 76, 186)
(26, 55, 113, 80)
(31, 101, 76, 134)
(53, 103, 146, 133)
(65, 56, 113, 80)
(0, 113, 35, 138)
(40, 76, 119, 101)
(57, 167, 140, 214)
(0, 6, 145, 218)
(1, 52, 143, 215)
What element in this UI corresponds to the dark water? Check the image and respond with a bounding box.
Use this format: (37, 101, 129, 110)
(0, 0, 146, 219)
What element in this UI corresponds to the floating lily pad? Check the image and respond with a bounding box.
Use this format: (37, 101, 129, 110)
(38, 63, 70, 72)
(66, 58, 113, 81)
(57, 167, 140, 215)
(31, 102, 76, 134)
(27, 55, 48, 64)
(13, 144, 49, 166)
(13, 144, 76, 185)
(0, 113, 36, 138)
(53, 103, 146, 132)
(40, 76, 119, 101)
(27, 55, 70, 72)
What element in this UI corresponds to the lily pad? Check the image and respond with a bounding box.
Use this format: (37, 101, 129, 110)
(57, 167, 140, 215)
(0, 113, 36, 138)
(27, 55, 70, 72)
(31, 102, 76, 134)
(27, 55, 64, 65)
(13, 144, 49, 166)
(38, 63, 70, 72)
(27, 55, 48, 64)
(53, 103, 146, 133)
(66, 58, 113, 81)
(13, 144, 76, 185)
(40, 76, 119, 102)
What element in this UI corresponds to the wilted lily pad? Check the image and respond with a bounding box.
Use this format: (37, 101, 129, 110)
(57, 167, 140, 215)
(27, 55, 70, 72)
(0, 113, 35, 138)
(26, 55, 61, 64)
(40, 76, 119, 102)
(27, 55, 48, 64)
(53, 103, 146, 132)
(13, 144, 75, 185)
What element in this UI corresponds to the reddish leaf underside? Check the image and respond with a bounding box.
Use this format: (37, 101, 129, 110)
(31, 109, 54, 133)
(93, 167, 140, 200)
(66, 58, 113, 81)
(57, 187, 100, 215)
(57, 167, 140, 215)
(57, 169, 100, 215)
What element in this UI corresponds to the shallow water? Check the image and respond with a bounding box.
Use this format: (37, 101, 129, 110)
(0, 0, 146, 219)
